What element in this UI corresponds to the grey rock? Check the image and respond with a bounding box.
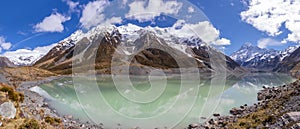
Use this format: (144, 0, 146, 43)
(188, 123, 199, 128)
(292, 123, 300, 129)
(0, 101, 16, 119)
(286, 112, 300, 122)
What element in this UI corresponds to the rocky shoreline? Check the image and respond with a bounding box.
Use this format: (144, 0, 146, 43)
(189, 80, 300, 129)
(17, 76, 104, 129)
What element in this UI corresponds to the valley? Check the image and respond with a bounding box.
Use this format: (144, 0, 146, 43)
(0, 23, 300, 128)
(0, 1, 300, 128)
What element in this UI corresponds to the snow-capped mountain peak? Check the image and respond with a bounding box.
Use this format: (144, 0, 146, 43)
(54, 23, 207, 56)
(230, 43, 299, 70)
(2, 44, 56, 66)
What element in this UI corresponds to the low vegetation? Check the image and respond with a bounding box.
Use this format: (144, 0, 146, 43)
(18, 119, 40, 129)
(0, 83, 60, 128)
(0, 84, 24, 102)
(227, 81, 300, 128)
(0, 66, 57, 86)
(44, 116, 62, 125)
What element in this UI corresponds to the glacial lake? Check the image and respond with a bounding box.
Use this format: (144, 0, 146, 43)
(32, 73, 295, 128)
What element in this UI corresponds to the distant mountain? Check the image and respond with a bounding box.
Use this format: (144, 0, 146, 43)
(0, 56, 15, 67)
(1, 44, 56, 66)
(34, 24, 245, 75)
(230, 43, 298, 71)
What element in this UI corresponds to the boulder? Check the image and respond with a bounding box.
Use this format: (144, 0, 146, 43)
(188, 123, 199, 129)
(229, 108, 243, 115)
(0, 101, 16, 119)
(286, 112, 300, 121)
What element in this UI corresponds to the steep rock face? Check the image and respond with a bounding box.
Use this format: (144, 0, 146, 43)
(291, 63, 300, 78)
(133, 32, 202, 68)
(0, 57, 15, 67)
(192, 46, 243, 74)
(231, 43, 298, 71)
(35, 29, 122, 74)
(274, 47, 300, 73)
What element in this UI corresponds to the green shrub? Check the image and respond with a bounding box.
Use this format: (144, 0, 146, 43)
(45, 116, 61, 125)
(18, 119, 40, 129)
(239, 122, 246, 126)
(0, 86, 24, 102)
(18, 93, 25, 102)
(0, 86, 13, 92)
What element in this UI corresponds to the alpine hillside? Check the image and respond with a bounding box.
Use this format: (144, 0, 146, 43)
(34, 24, 245, 75)
(0, 56, 15, 67)
(274, 47, 300, 77)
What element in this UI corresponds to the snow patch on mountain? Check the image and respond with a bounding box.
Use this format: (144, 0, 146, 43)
(279, 45, 299, 61)
(1, 44, 56, 66)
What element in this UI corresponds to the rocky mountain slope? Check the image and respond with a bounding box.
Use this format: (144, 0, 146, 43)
(34, 24, 244, 75)
(230, 43, 298, 71)
(274, 47, 300, 77)
(0, 56, 15, 67)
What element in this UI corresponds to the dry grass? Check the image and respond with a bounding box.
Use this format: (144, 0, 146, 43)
(0, 66, 57, 86)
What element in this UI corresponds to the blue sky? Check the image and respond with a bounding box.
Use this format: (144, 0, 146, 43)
(0, 0, 299, 55)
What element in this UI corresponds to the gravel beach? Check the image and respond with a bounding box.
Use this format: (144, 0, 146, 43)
(17, 76, 104, 129)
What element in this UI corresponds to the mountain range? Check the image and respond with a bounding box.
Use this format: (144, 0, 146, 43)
(230, 43, 299, 71)
(33, 24, 244, 75)
(1, 24, 300, 77)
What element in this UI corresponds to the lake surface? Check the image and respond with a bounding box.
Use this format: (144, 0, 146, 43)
(32, 73, 295, 128)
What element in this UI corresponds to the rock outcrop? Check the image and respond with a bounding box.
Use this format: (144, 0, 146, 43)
(0, 56, 15, 68)
(195, 80, 300, 128)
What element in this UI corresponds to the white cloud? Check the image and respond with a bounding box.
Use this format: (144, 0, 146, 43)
(1, 42, 12, 50)
(188, 6, 195, 13)
(63, 0, 79, 13)
(103, 17, 122, 25)
(34, 12, 71, 33)
(257, 38, 284, 49)
(170, 20, 230, 46)
(126, 0, 183, 22)
(215, 38, 231, 46)
(0, 36, 12, 51)
(240, 0, 300, 43)
(79, 0, 109, 29)
(2, 43, 56, 65)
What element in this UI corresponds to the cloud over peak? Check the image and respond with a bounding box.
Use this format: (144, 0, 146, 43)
(126, 0, 183, 22)
(257, 38, 283, 49)
(79, 0, 109, 29)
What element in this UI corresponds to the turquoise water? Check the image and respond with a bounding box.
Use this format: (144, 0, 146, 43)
(33, 73, 295, 128)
